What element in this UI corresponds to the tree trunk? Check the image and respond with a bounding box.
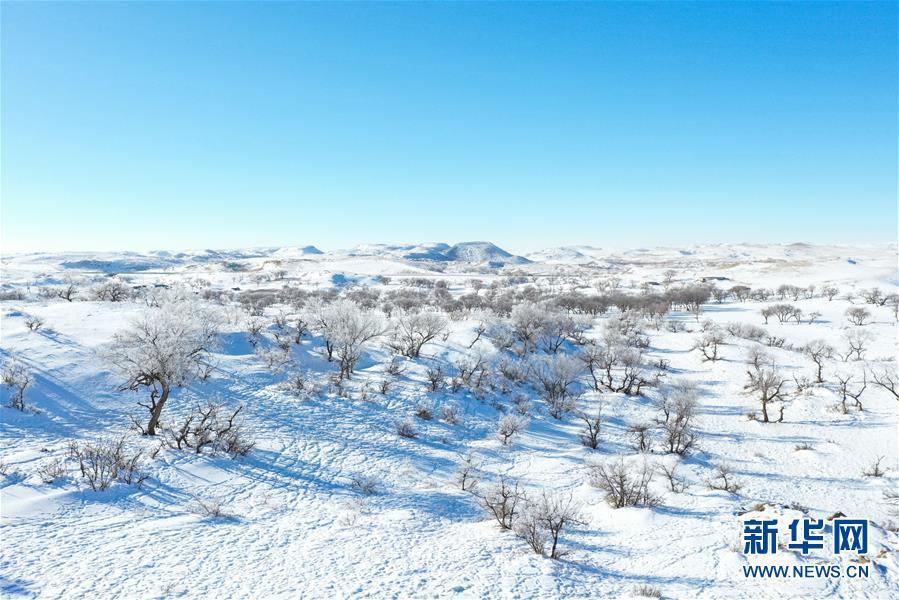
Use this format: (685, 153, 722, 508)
(146, 382, 170, 435)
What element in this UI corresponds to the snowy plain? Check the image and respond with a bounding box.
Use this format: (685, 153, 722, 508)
(1, 241, 897, 599)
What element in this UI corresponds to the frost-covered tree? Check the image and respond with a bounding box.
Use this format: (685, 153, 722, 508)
(389, 310, 446, 358)
(655, 382, 699, 455)
(845, 307, 871, 326)
(509, 302, 546, 355)
(744, 366, 787, 423)
(311, 299, 384, 379)
(2, 360, 33, 411)
(529, 354, 583, 418)
(803, 339, 834, 383)
(106, 302, 219, 435)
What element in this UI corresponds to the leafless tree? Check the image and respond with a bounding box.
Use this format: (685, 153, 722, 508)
(315, 300, 384, 379)
(389, 310, 446, 358)
(468, 321, 487, 349)
(802, 339, 834, 383)
(2, 360, 33, 411)
(657, 462, 689, 493)
(497, 414, 527, 445)
(744, 366, 787, 423)
(529, 354, 583, 418)
(425, 365, 444, 392)
(509, 302, 546, 355)
(105, 302, 219, 435)
(589, 458, 658, 508)
(822, 285, 840, 301)
(456, 453, 480, 492)
(578, 405, 603, 449)
(871, 367, 899, 401)
(707, 463, 740, 493)
(834, 371, 866, 413)
(515, 491, 583, 559)
(93, 280, 131, 302)
(842, 329, 872, 361)
(695, 329, 725, 361)
(23, 314, 45, 332)
(845, 307, 871, 326)
(480, 475, 523, 529)
(56, 283, 78, 302)
(655, 382, 699, 455)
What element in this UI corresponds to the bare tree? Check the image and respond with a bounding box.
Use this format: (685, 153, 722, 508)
(845, 307, 871, 326)
(23, 314, 45, 332)
(802, 339, 834, 383)
(468, 321, 487, 349)
(589, 458, 658, 508)
(480, 475, 523, 529)
(834, 371, 866, 413)
(695, 329, 725, 361)
(657, 462, 689, 493)
(509, 302, 546, 355)
(456, 453, 480, 492)
(744, 366, 787, 423)
(315, 300, 384, 379)
(842, 329, 872, 361)
(529, 354, 583, 418)
(871, 367, 899, 401)
(56, 283, 78, 302)
(707, 463, 740, 493)
(515, 491, 583, 559)
(578, 405, 603, 449)
(105, 302, 219, 435)
(389, 310, 446, 358)
(2, 360, 33, 411)
(655, 382, 699, 455)
(497, 414, 527, 445)
(822, 285, 840, 301)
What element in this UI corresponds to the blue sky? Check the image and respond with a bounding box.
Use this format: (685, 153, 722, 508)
(2, 1, 896, 254)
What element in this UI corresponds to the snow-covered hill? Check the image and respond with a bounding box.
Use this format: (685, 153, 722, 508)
(0, 242, 897, 598)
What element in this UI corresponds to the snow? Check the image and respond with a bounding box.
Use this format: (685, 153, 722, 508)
(1, 242, 897, 598)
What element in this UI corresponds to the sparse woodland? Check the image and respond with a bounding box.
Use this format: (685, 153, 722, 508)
(1, 244, 897, 597)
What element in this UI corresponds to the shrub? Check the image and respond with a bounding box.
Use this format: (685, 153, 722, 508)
(480, 475, 523, 529)
(515, 491, 583, 559)
(440, 402, 460, 424)
(68, 437, 147, 491)
(2, 360, 32, 411)
(497, 414, 527, 445)
(395, 418, 418, 438)
(706, 463, 741, 493)
(589, 458, 658, 508)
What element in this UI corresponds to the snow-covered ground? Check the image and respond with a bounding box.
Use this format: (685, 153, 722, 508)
(1, 242, 897, 599)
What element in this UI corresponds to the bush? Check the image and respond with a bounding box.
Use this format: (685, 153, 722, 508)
(588, 458, 658, 508)
(395, 418, 418, 438)
(440, 402, 460, 424)
(349, 474, 381, 495)
(515, 491, 583, 559)
(578, 407, 603, 449)
(2, 360, 33, 411)
(164, 403, 254, 457)
(497, 414, 527, 445)
(414, 399, 434, 420)
(68, 437, 147, 491)
(480, 475, 522, 529)
(706, 463, 741, 493)
(24, 314, 45, 332)
(37, 458, 67, 484)
(456, 453, 479, 492)
(192, 498, 230, 519)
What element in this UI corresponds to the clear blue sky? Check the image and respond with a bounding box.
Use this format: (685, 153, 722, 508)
(2, 1, 896, 254)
